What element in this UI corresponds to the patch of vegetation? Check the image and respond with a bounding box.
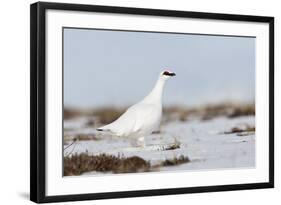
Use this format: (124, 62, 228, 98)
(200, 103, 255, 121)
(92, 108, 125, 124)
(163, 103, 255, 122)
(227, 104, 255, 118)
(163, 106, 200, 122)
(63, 107, 125, 125)
(161, 155, 190, 166)
(236, 133, 254, 137)
(64, 153, 190, 176)
(64, 134, 100, 142)
(163, 139, 181, 151)
(64, 108, 83, 120)
(64, 154, 151, 176)
(224, 125, 255, 136)
(64, 103, 255, 124)
(164, 143, 180, 151)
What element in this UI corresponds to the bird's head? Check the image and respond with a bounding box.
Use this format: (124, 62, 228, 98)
(160, 70, 176, 80)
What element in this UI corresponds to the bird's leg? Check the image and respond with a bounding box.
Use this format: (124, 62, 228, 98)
(137, 137, 146, 148)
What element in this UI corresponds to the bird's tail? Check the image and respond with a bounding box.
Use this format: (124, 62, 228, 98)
(96, 125, 115, 134)
(96, 128, 110, 132)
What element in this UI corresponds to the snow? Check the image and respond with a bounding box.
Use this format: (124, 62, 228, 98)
(64, 115, 255, 174)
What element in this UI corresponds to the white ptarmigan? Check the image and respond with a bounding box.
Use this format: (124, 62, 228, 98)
(97, 70, 176, 147)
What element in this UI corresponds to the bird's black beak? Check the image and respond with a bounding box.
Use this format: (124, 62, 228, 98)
(163, 71, 176, 76)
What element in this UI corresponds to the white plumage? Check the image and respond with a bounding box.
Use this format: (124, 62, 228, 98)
(97, 70, 176, 147)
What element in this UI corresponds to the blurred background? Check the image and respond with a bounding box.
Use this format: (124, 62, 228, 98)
(63, 28, 255, 124)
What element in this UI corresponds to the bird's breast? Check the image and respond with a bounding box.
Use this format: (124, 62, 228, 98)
(133, 105, 162, 136)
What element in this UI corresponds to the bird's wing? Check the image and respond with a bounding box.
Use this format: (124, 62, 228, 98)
(97, 103, 159, 137)
(97, 107, 137, 136)
(132, 103, 160, 133)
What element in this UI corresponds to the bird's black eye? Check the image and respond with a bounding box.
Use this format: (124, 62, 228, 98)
(163, 71, 176, 76)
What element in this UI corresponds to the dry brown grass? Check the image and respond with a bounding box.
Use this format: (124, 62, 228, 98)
(224, 125, 255, 135)
(91, 107, 125, 124)
(227, 104, 255, 118)
(64, 108, 82, 120)
(163, 106, 202, 122)
(64, 154, 151, 176)
(64, 134, 100, 142)
(163, 103, 255, 122)
(64, 103, 255, 124)
(160, 155, 190, 166)
(64, 153, 190, 176)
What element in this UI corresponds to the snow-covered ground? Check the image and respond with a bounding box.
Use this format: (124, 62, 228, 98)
(64, 115, 255, 174)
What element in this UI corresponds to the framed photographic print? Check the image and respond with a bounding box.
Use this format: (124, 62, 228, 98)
(30, 2, 274, 203)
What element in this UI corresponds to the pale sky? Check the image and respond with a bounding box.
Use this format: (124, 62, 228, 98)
(64, 28, 255, 108)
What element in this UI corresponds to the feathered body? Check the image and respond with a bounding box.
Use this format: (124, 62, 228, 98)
(97, 70, 175, 147)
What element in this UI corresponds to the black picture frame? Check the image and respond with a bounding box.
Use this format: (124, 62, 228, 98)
(30, 1, 274, 203)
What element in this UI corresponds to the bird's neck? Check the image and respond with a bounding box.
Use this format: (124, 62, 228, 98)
(142, 77, 166, 104)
